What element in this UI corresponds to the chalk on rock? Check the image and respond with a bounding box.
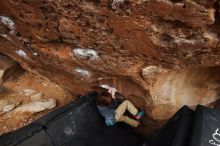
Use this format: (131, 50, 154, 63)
(111, 0, 126, 9)
(75, 68, 90, 78)
(0, 16, 15, 31)
(15, 98, 56, 113)
(100, 84, 112, 89)
(15, 49, 29, 59)
(73, 48, 99, 60)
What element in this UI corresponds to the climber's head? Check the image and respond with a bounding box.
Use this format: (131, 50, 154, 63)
(96, 91, 113, 106)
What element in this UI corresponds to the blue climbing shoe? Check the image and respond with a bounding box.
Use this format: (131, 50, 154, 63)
(105, 118, 115, 126)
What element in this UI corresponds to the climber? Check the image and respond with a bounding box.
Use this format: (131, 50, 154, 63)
(96, 87, 144, 127)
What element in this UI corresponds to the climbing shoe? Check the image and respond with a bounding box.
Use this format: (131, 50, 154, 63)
(135, 110, 144, 120)
(105, 118, 115, 126)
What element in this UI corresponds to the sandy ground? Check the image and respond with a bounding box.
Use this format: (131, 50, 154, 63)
(0, 72, 75, 135)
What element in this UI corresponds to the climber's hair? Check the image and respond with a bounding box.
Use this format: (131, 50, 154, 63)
(96, 91, 113, 107)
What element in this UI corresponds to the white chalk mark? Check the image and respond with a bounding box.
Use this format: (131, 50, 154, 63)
(100, 84, 117, 91)
(75, 68, 90, 77)
(15, 49, 29, 59)
(32, 52, 38, 56)
(73, 48, 98, 60)
(111, 0, 126, 8)
(100, 84, 111, 89)
(0, 16, 15, 31)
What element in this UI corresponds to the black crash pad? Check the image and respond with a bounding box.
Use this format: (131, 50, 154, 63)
(90, 126, 140, 146)
(190, 105, 220, 146)
(16, 130, 53, 146)
(46, 94, 106, 146)
(150, 106, 194, 146)
(0, 92, 141, 146)
(34, 93, 92, 126)
(0, 123, 41, 146)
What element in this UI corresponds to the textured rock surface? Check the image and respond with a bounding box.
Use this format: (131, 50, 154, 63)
(149, 67, 220, 120)
(0, 53, 22, 82)
(0, 0, 220, 124)
(0, 72, 73, 134)
(14, 98, 56, 112)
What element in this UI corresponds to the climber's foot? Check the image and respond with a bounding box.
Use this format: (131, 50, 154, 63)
(135, 110, 144, 120)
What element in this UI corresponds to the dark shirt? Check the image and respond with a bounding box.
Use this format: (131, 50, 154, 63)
(97, 99, 120, 121)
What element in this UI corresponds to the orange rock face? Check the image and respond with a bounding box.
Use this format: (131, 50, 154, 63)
(0, 0, 220, 122)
